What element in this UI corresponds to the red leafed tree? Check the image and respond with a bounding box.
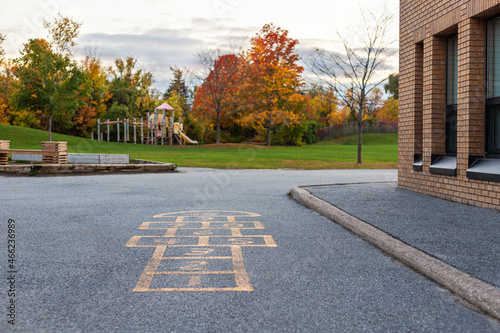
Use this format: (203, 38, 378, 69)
(193, 51, 247, 144)
(244, 23, 305, 146)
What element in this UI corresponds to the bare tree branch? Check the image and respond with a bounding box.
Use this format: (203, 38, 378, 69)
(307, 7, 397, 163)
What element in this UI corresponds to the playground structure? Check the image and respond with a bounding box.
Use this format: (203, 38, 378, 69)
(93, 103, 198, 145)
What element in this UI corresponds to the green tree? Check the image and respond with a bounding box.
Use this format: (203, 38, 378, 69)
(106, 56, 154, 120)
(0, 33, 5, 61)
(384, 73, 399, 100)
(164, 66, 191, 115)
(14, 38, 86, 140)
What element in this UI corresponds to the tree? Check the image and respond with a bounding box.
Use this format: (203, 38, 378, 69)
(309, 9, 396, 163)
(364, 88, 384, 121)
(164, 66, 191, 115)
(14, 38, 86, 140)
(303, 85, 338, 125)
(0, 33, 5, 62)
(0, 35, 16, 125)
(384, 73, 399, 100)
(193, 50, 247, 144)
(105, 56, 154, 120)
(72, 55, 111, 136)
(377, 97, 398, 121)
(43, 13, 82, 57)
(245, 23, 305, 146)
(0, 59, 17, 125)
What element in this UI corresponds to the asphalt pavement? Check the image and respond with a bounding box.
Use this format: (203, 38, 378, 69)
(302, 182, 500, 289)
(1, 168, 499, 332)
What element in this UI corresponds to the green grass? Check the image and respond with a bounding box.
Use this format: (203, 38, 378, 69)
(0, 124, 398, 169)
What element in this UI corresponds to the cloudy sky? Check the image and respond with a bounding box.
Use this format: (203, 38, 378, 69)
(1, 0, 399, 92)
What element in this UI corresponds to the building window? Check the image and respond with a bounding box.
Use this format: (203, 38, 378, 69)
(487, 17, 500, 156)
(413, 42, 424, 171)
(446, 35, 458, 155)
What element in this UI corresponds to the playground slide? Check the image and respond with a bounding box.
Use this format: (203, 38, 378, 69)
(178, 131, 198, 145)
(173, 123, 198, 144)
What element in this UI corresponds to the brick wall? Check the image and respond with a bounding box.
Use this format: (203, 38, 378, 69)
(399, 0, 500, 209)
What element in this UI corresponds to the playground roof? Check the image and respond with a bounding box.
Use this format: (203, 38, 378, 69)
(155, 102, 174, 111)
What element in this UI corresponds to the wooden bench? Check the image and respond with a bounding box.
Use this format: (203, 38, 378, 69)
(0, 141, 67, 165)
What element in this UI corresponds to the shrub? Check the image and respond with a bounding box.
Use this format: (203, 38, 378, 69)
(182, 116, 205, 143)
(302, 121, 320, 144)
(272, 123, 305, 146)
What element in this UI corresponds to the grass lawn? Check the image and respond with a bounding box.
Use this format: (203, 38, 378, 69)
(0, 124, 397, 169)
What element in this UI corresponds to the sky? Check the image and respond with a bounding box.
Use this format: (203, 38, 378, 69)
(1, 0, 399, 92)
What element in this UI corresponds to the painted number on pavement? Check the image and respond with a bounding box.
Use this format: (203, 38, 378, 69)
(126, 210, 277, 292)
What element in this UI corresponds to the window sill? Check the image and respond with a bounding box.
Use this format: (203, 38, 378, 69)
(467, 158, 500, 182)
(429, 156, 457, 176)
(413, 154, 423, 171)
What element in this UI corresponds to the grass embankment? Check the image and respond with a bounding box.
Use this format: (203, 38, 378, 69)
(0, 124, 397, 169)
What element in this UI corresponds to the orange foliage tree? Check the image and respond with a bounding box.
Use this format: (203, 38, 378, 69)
(192, 52, 247, 144)
(0, 59, 16, 125)
(243, 23, 305, 146)
(72, 55, 111, 136)
(304, 85, 338, 126)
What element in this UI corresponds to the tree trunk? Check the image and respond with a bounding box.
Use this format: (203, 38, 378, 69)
(216, 111, 221, 145)
(357, 121, 362, 164)
(267, 113, 272, 146)
(48, 115, 52, 142)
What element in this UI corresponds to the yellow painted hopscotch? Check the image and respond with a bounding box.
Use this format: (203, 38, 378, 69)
(126, 210, 277, 292)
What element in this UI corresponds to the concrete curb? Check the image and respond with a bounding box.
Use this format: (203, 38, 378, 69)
(0, 163, 177, 175)
(290, 185, 500, 321)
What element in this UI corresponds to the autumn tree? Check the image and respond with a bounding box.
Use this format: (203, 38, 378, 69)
(72, 55, 111, 136)
(43, 13, 82, 57)
(304, 84, 338, 125)
(12, 14, 86, 139)
(309, 9, 396, 163)
(193, 49, 247, 144)
(0, 59, 17, 125)
(364, 88, 383, 121)
(377, 97, 398, 121)
(105, 56, 154, 120)
(14, 38, 86, 139)
(245, 23, 305, 146)
(0, 33, 11, 124)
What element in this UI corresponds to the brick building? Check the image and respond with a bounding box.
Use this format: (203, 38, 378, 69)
(399, 0, 500, 209)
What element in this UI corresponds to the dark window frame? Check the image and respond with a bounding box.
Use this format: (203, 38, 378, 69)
(486, 16, 500, 157)
(446, 35, 458, 155)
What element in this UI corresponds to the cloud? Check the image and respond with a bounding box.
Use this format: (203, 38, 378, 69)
(77, 28, 206, 91)
(72, 18, 398, 93)
(75, 22, 262, 92)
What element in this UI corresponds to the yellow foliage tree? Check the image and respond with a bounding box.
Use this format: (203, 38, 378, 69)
(376, 97, 398, 121)
(0, 97, 8, 124)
